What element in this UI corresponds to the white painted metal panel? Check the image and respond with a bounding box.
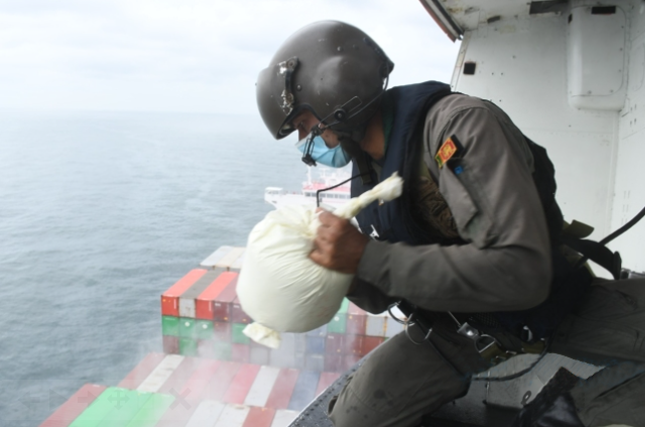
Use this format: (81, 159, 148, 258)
(567, 5, 627, 110)
(270, 409, 298, 427)
(244, 365, 281, 407)
(452, 12, 618, 247)
(137, 355, 184, 393)
(213, 404, 250, 427)
(185, 400, 226, 427)
(612, 25, 645, 272)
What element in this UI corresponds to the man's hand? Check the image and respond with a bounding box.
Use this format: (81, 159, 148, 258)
(310, 211, 369, 274)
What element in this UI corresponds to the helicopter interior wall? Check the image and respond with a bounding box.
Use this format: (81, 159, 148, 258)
(611, 2, 645, 273)
(449, 10, 619, 265)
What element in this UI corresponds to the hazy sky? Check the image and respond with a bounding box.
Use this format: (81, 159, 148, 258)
(0, 0, 460, 114)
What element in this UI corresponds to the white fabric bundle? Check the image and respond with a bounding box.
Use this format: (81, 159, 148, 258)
(238, 173, 403, 348)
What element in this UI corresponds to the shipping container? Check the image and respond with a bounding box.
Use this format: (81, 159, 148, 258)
(137, 355, 185, 393)
(242, 407, 275, 427)
(223, 364, 261, 404)
(346, 302, 367, 335)
(264, 368, 299, 410)
(161, 269, 208, 317)
(195, 271, 238, 320)
(243, 366, 280, 408)
(162, 336, 179, 354)
(327, 299, 349, 334)
(199, 246, 234, 269)
(118, 353, 165, 390)
(211, 276, 238, 322)
(39, 384, 107, 427)
(231, 296, 252, 324)
(179, 268, 226, 318)
(216, 247, 245, 271)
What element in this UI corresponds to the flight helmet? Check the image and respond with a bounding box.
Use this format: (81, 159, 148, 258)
(256, 20, 394, 142)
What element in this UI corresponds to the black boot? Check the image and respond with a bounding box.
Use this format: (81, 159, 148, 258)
(511, 367, 585, 427)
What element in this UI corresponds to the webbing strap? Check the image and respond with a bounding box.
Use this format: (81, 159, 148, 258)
(560, 235, 622, 280)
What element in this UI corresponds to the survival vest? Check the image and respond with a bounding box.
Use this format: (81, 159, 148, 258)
(350, 81, 593, 340)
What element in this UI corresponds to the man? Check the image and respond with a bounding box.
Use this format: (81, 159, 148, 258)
(256, 20, 645, 427)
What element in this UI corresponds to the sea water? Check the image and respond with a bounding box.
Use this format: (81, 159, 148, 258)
(0, 110, 309, 426)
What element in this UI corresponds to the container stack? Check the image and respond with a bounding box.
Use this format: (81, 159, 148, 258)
(160, 246, 406, 373)
(40, 353, 342, 427)
(41, 244, 407, 427)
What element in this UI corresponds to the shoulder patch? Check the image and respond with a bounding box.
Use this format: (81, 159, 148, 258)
(435, 135, 463, 168)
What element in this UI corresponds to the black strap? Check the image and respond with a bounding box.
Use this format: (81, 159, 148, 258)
(561, 235, 622, 280)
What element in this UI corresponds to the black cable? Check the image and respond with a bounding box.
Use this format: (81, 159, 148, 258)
(315, 172, 367, 207)
(575, 204, 645, 268)
(600, 205, 645, 245)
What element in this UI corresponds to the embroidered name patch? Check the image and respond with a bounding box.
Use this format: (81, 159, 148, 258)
(435, 136, 460, 168)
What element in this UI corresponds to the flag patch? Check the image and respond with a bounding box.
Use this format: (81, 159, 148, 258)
(435, 136, 460, 168)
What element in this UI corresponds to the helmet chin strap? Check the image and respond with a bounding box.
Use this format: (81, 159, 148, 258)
(301, 127, 323, 167)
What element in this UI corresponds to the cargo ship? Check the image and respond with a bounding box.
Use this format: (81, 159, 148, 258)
(41, 0, 645, 425)
(40, 246, 405, 427)
(264, 167, 351, 209)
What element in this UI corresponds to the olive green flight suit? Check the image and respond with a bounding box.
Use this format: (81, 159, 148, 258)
(328, 95, 645, 427)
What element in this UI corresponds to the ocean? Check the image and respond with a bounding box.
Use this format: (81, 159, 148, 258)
(0, 110, 309, 426)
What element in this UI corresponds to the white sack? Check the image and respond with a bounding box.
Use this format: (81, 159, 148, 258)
(238, 173, 403, 344)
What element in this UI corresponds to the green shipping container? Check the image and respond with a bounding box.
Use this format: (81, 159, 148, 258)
(69, 388, 150, 427)
(194, 319, 214, 340)
(125, 393, 175, 427)
(178, 318, 196, 338)
(327, 299, 349, 334)
(179, 337, 198, 356)
(161, 316, 179, 336)
(231, 323, 250, 345)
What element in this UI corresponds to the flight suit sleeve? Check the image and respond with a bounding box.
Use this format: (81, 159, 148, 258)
(355, 97, 552, 313)
(346, 277, 399, 314)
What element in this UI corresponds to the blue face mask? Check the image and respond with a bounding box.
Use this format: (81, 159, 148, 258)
(296, 135, 351, 168)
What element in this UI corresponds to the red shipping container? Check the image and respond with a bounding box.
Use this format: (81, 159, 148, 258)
(360, 336, 385, 356)
(324, 334, 344, 355)
(155, 360, 221, 426)
(212, 276, 238, 322)
(265, 368, 300, 410)
(158, 356, 206, 394)
(39, 384, 107, 427)
(346, 303, 367, 335)
(207, 361, 241, 400)
(242, 407, 275, 427)
(231, 296, 252, 324)
(223, 363, 261, 404)
(231, 343, 250, 363)
(117, 353, 165, 389)
(315, 372, 341, 396)
(195, 271, 238, 320)
(161, 269, 208, 316)
(342, 334, 363, 355)
(162, 335, 179, 354)
(179, 268, 226, 318)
